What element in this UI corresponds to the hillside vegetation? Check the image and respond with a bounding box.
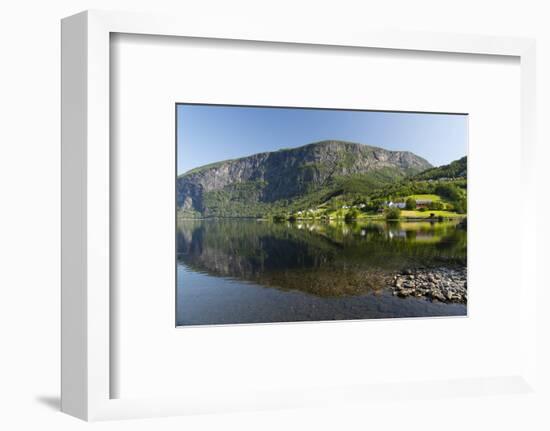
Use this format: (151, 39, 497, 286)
(177, 140, 467, 220)
(412, 156, 467, 181)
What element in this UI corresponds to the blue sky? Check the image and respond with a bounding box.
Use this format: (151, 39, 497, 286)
(177, 104, 467, 175)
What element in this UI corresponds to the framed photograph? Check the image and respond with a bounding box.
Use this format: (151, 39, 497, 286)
(175, 103, 468, 326)
(61, 10, 538, 421)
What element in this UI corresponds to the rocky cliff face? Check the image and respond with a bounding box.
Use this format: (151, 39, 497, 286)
(177, 140, 432, 215)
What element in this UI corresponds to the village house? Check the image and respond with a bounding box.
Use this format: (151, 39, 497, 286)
(415, 199, 432, 209)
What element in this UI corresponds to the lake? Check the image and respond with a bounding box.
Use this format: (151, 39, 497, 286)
(176, 218, 467, 326)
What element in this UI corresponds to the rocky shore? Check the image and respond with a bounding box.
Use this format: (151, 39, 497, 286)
(391, 267, 467, 304)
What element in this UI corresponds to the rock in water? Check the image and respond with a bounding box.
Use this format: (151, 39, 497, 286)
(391, 267, 467, 304)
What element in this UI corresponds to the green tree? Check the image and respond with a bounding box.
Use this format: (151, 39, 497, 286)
(385, 207, 401, 220)
(435, 183, 461, 201)
(454, 198, 467, 214)
(405, 198, 416, 210)
(428, 201, 444, 210)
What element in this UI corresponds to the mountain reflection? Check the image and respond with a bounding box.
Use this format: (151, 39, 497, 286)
(176, 219, 466, 298)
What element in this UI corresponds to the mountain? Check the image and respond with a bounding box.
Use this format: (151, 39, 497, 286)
(412, 156, 467, 181)
(177, 140, 433, 218)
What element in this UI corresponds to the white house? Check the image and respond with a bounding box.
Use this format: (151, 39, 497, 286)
(387, 201, 406, 209)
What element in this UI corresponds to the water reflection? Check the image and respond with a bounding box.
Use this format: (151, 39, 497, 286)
(176, 219, 467, 325)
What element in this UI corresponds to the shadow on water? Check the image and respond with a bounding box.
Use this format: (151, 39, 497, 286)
(176, 218, 467, 325)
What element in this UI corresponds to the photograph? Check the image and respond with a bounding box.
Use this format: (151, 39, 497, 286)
(176, 104, 468, 326)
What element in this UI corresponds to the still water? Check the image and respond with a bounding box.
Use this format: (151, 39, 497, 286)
(176, 219, 467, 325)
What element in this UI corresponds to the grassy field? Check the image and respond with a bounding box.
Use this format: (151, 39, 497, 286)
(400, 210, 464, 219)
(406, 194, 441, 201)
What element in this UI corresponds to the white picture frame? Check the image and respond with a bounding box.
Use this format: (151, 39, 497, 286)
(61, 9, 538, 421)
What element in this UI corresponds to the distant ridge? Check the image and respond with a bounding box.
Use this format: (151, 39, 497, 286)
(413, 156, 467, 180)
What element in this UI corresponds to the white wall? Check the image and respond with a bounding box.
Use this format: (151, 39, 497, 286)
(1, 1, 548, 430)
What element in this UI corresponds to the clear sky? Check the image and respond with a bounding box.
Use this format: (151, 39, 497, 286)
(177, 104, 468, 175)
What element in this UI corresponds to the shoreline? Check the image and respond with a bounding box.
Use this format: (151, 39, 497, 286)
(177, 215, 467, 222)
(390, 267, 467, 304)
